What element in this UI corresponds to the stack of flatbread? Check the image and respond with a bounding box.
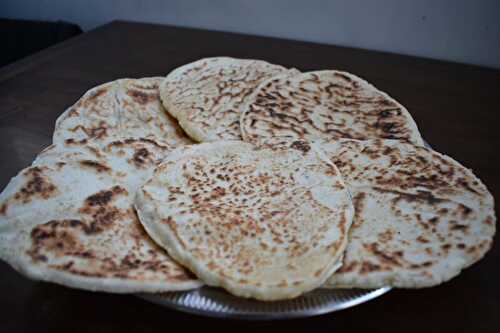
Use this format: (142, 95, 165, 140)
(0, 57, 495, 301)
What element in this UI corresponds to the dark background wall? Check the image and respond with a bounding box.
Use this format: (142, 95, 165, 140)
(1, 0, 500, 68)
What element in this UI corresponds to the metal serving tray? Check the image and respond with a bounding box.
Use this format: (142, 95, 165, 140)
(139, 286, 391, 320)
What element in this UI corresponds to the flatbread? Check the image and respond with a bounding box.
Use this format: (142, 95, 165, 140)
(53, 77, 193, 147)
(240, 70, 425, 146)
(160, 57, 298, 142)
(135, 139, 354, 300)
(0, 137, 201, 293)
(319, 139, 496, 288)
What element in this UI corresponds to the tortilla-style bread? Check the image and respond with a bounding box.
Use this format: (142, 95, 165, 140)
(320, 139, 496, 288)
(135, 139, 353, 300)
(240, 70, 424, 146)
(0, 137, 201, 293)
(53, 77, 193, 147)
(160, 57, 298, 142)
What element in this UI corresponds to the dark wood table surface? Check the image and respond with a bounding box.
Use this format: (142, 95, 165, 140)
(1, 21, 499, 332)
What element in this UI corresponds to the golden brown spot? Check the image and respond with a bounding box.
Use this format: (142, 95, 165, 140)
(378, 187, 444, 205)
(65, 138, 88, 145)
(360, 261, 381, 274)
(14, 167, 58, 203)
(127, 89, 156, 105)
(363, 242, 402, 266)
(218, 270, 228, 278)
(89, 88, 108, 100)
(415, 213, 430, 230)
(0, 203, 7, 215)
(210, 187, 226, 198)
(67, 108, 79, 117)
(484, 216, 494, 225)
(277, 280, 288, 287)
(449, 221, 469, 232)
(27, 219, 87, 263)
(441, 244, 452, 251)
(409, 261, 433, 269)
(429, 217, 439, 225)
(457, 204, 473, 218)
(338, 261, 358, 273)
(290, 140, 311, 153)
(314, 268, 323, 277)
(68, 123, 108, 139)
(457, 178, 480, 195)
(83, 186, 127, 207)
(26, 217, 195, 280)
(77, 186, 128, 234)
(207, 261, 217, 270)
(438, 208, 449, 214)
(378, 230, 394, 243)
(352, 192, 366, 228)
(416, 235, 430, 243)
(131, 148, 152, 168)
(108, 137, 167, 149)
(466, 246, 478, 254)
(79, 160, 111, 173)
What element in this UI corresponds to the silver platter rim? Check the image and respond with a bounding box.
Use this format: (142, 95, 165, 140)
(137, 286, 392, 320)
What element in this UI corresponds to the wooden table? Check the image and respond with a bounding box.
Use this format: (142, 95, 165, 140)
(1, 21, 499, 332)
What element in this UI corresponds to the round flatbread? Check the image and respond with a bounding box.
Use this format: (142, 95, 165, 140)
(160, 57, 298, 142)
(53, 77, 193, 147)
(319, 139, 495, 288)
(240, 70, 425, 146)
(135, 139, 354, 300)
(0, 137, 200, 293)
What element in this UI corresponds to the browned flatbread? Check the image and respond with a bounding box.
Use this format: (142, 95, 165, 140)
(0, 137, 200, 293)
(320, 139, 496, 288)
(135, 139, 354, 300)
(53, 77, 193, 147)
(240, 70, 425, 146)
(160, 57, 298, 141)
